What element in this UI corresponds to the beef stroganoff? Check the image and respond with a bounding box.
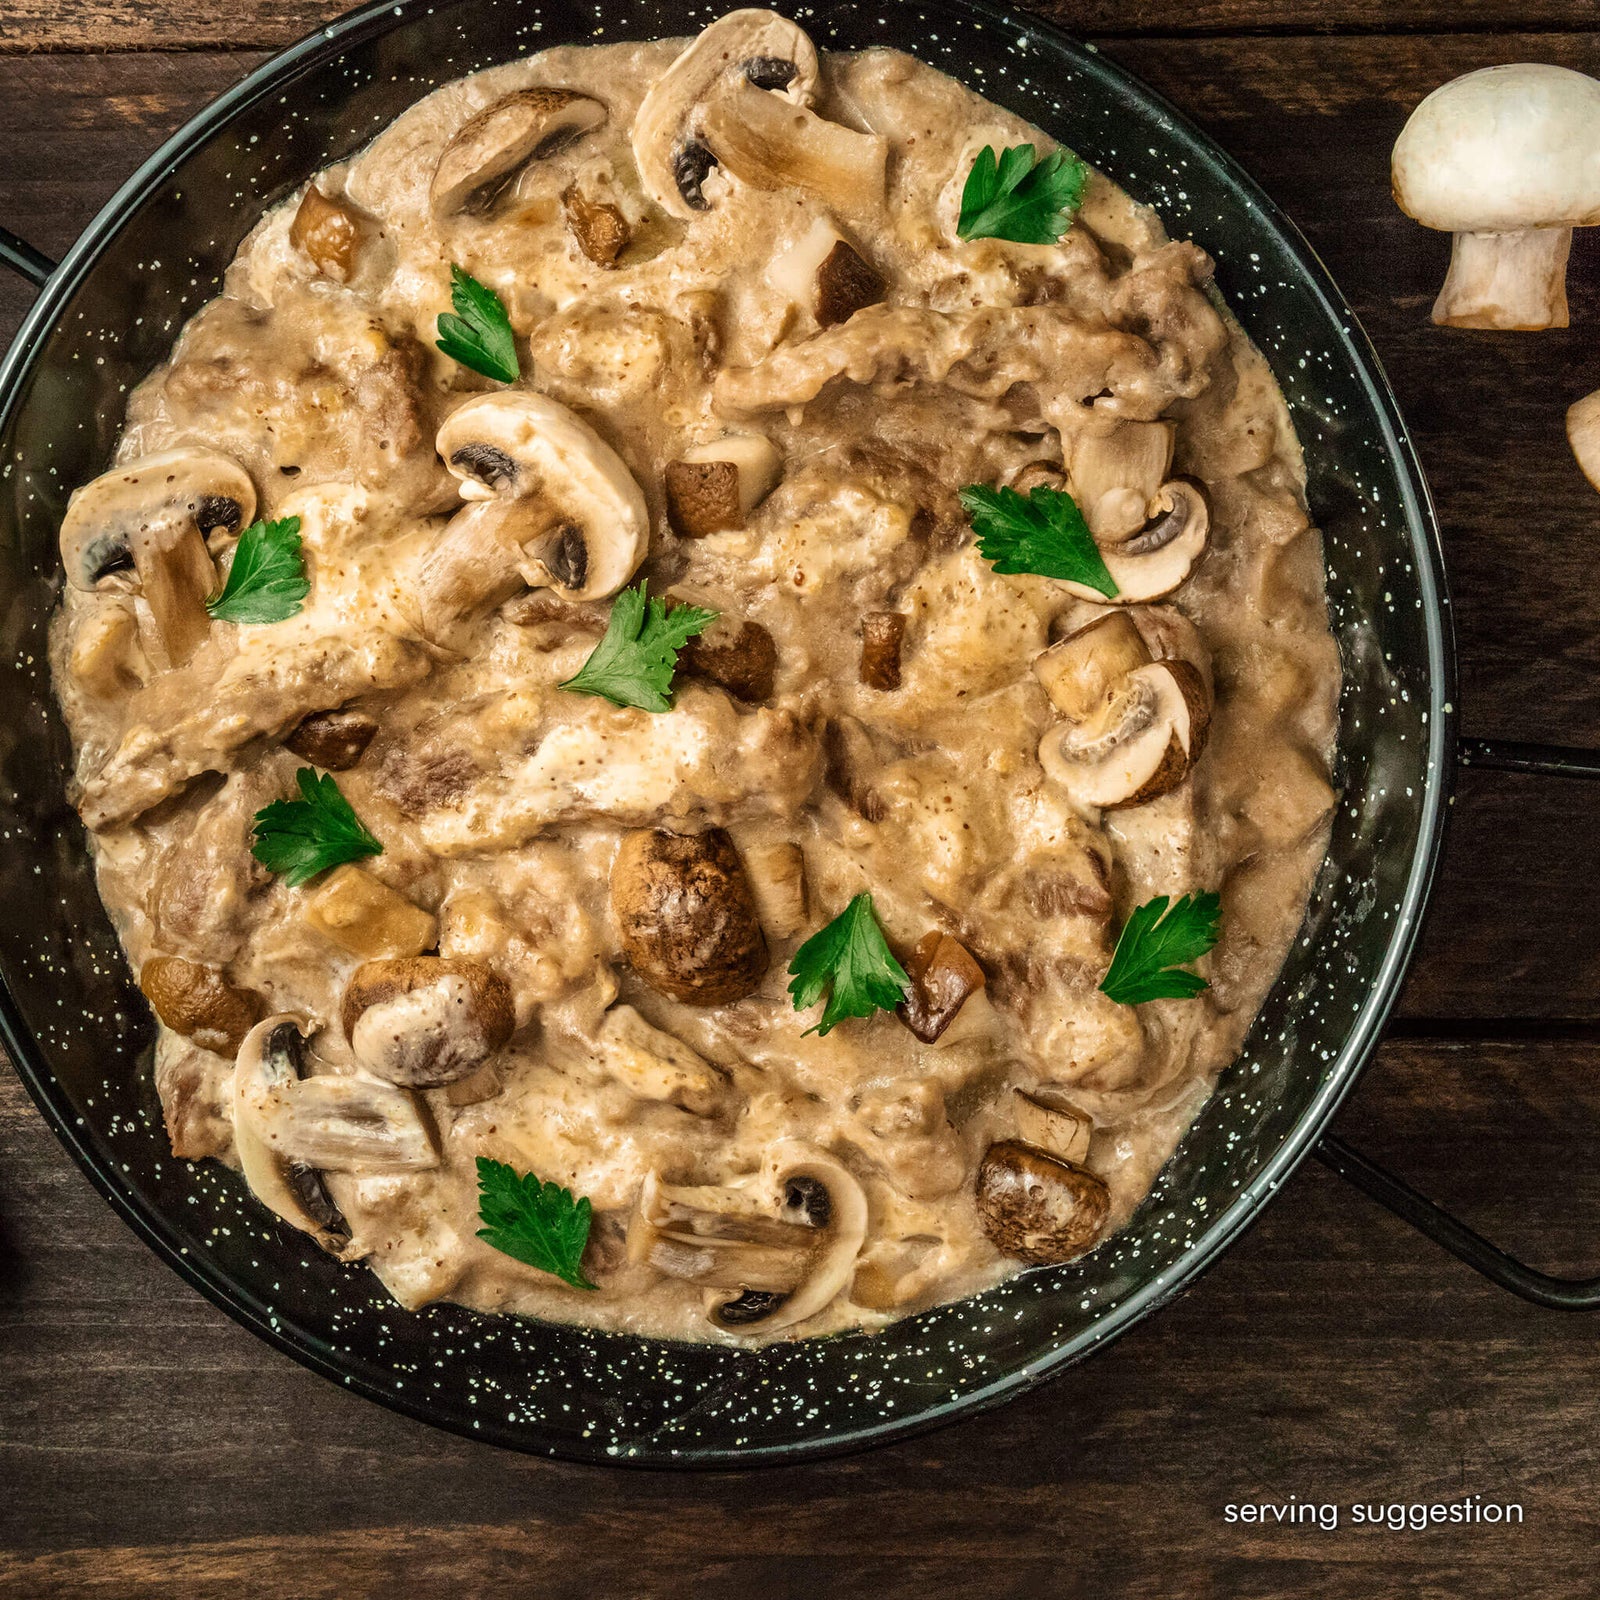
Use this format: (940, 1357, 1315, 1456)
(48, 11, 1339, 1341)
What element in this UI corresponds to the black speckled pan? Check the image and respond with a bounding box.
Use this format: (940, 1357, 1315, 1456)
(2, 0, 1591, 1468)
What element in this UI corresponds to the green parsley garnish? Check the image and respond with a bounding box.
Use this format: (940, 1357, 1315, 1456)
(436, 264, 519, 383)
(787, 892, 910, 1037)
(559, 582, 717, 713)
(250, 767, 383, 888)
(205, 515, 309, 624)
(957, 143, 1087, 245)
(475, 1156, 597, 1291)
(960, 483, 1118, 597)
(1099, 891, 1222, 1005)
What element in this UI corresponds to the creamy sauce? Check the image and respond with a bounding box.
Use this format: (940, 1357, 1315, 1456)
(49, 21, 1340, 1342)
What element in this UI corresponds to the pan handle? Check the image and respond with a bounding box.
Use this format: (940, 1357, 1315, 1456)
(1314, 735, 1600, 1309)
(0, 226, 58, 291)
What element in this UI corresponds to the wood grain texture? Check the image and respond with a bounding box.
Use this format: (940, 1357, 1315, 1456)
(4, 1040, 1597, 1597)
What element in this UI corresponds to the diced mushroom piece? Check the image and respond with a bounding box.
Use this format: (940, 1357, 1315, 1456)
(284, 706, 379, 770)
(700, 80, 888, 214)
(678, 614, 778, 701)
(626, 1145, 867, 1334)
(302, 864, 439, 960)
(1033, 611, 1151, 719)
(631, 9, 822, 219)
(767, 216, 886, 327)
(1013, 1087, 1094, 1166)
(665, 434, 782, 537)
(592, 1004, 728, 1114)
(289, 185, 367, 281)
(1038, 656, 1211, 810)
(58, 448, 256, 670)
(1069, 421, 1175, 541)
(975, 1139, 1110, 1265)
(896, 931, 985, 1044)
(140, 955, 263, 1056)
(424, 393, 649, 622)
(431, 88, 607, 215)
(1568, 389, 1600, 491)
(233, 1017, 439, 1257)
(822, 715, 887, 822)
(1392, 64, 1600, 329)
(859, 611, 907, 690)
(342, 955, 514, 1087)
(611, 827, 769, 1005)
(740, 839, 808, 939)
(562, 183, 630, 266)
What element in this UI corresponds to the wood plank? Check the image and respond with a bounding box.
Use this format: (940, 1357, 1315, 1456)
(3, 1038, 1596, 1594)
(4, 0, 1600, 54)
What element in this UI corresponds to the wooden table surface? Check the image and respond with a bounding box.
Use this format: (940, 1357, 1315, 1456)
(4, 2, 1600, 1595)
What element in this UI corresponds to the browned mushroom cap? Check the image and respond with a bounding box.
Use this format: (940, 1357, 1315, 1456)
(284, 706, 378, 771)
(611, 828, 769, 1005)
(678, 614, 777, 702)
(896, 931, 985, 1043)
(431, 88, 607, 215)
(289, 185, 367, 281)
(859, 611, 907, 691)
(1033, 611, 1151, 720)
(562, 183, 631, 266)
(975, 1140, 1110, 1264)
(342, 956, 514, 1087)
(140, 956, 263, 1056)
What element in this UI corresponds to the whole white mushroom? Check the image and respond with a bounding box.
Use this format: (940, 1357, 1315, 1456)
(1392, 63, 1600, 330)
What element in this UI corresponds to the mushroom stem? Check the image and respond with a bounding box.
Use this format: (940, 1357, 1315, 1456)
(132, 517, 218, 671)
(1433, 227, 1572, 330)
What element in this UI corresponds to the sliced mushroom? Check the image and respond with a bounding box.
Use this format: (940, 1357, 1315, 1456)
(975, 1139, 1110, 1265)
(767, 216, 886, 327)
(302, 864, 439, 960)
(431, 88, 607, 215)
(1033, 611, 1151, 720)
(739, 839, 808, 939)
(611, 827, 769, 1005)
(233, 1017, 440, 1257)
(626, 1145, 867, 1333)
(290, 185, 367, 281)
(140, 956, 263, 1056)
(631, 9, 822, 219)
(592, 1004, 728, 1114)
(59, 449, 256, 670)
(859, 610, 906, 691)
(1088, 479, 1211, 603)
(1013, 1087, 1093, 1166)
(427, 393, 649, 618)
(896, 931, 985, 1044)
(284, 706, 378, 770)
(562, 183, 630, 266)
(341, 955, 514, 1087)
(665, 434, 782, 537)
(1038, 656, 1210, 810)
(678, 614, 777, 701)
(700, 80, 888, 214)
(1069, 421, 1176, 541)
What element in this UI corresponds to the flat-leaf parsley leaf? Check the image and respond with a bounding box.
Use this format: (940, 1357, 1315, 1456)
(559, 583, 717, 712)
(250, 767, 383, 888)
(957, 143, 1087, 245)
(475, 1156, 597, 1290)
(787, 892, 909, 1036)
(436, 264, 519, 383)
(206, 515, 309, 624)
(960, 483, 1118, 597)
(1099, 891, 1222, 1005)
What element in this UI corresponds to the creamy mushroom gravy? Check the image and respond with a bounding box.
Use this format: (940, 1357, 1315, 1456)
(48, 15, 1340, 1342)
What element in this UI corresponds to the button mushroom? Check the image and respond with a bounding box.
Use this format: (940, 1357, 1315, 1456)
(284, 706, 378, 770)
(896, 931, 985, 1044)
(975, 1139, 1110, 1265)
(767, 216, 886, 328)
(233, 1016, 439, 1257)
(302, 864, 439, 960)
(431, 87, 607, 215)
(1035, 614, 1211, 810)
(1392, 64, 1600, 329)
(1068, 421, 1175, 542)
(341, 956, 514, 1087)
(859, 610, 907, 691)
(419, 393, 649, 633)
(626, 1145, 867, 1333)
(591, 1004, 728, 1115)
(665, 434, 782, 538)
(140, 955, 263, 1056)
(58, 448, 256, 670)
(631, 9, 822, 219)
(611, 827, 769, 1005)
